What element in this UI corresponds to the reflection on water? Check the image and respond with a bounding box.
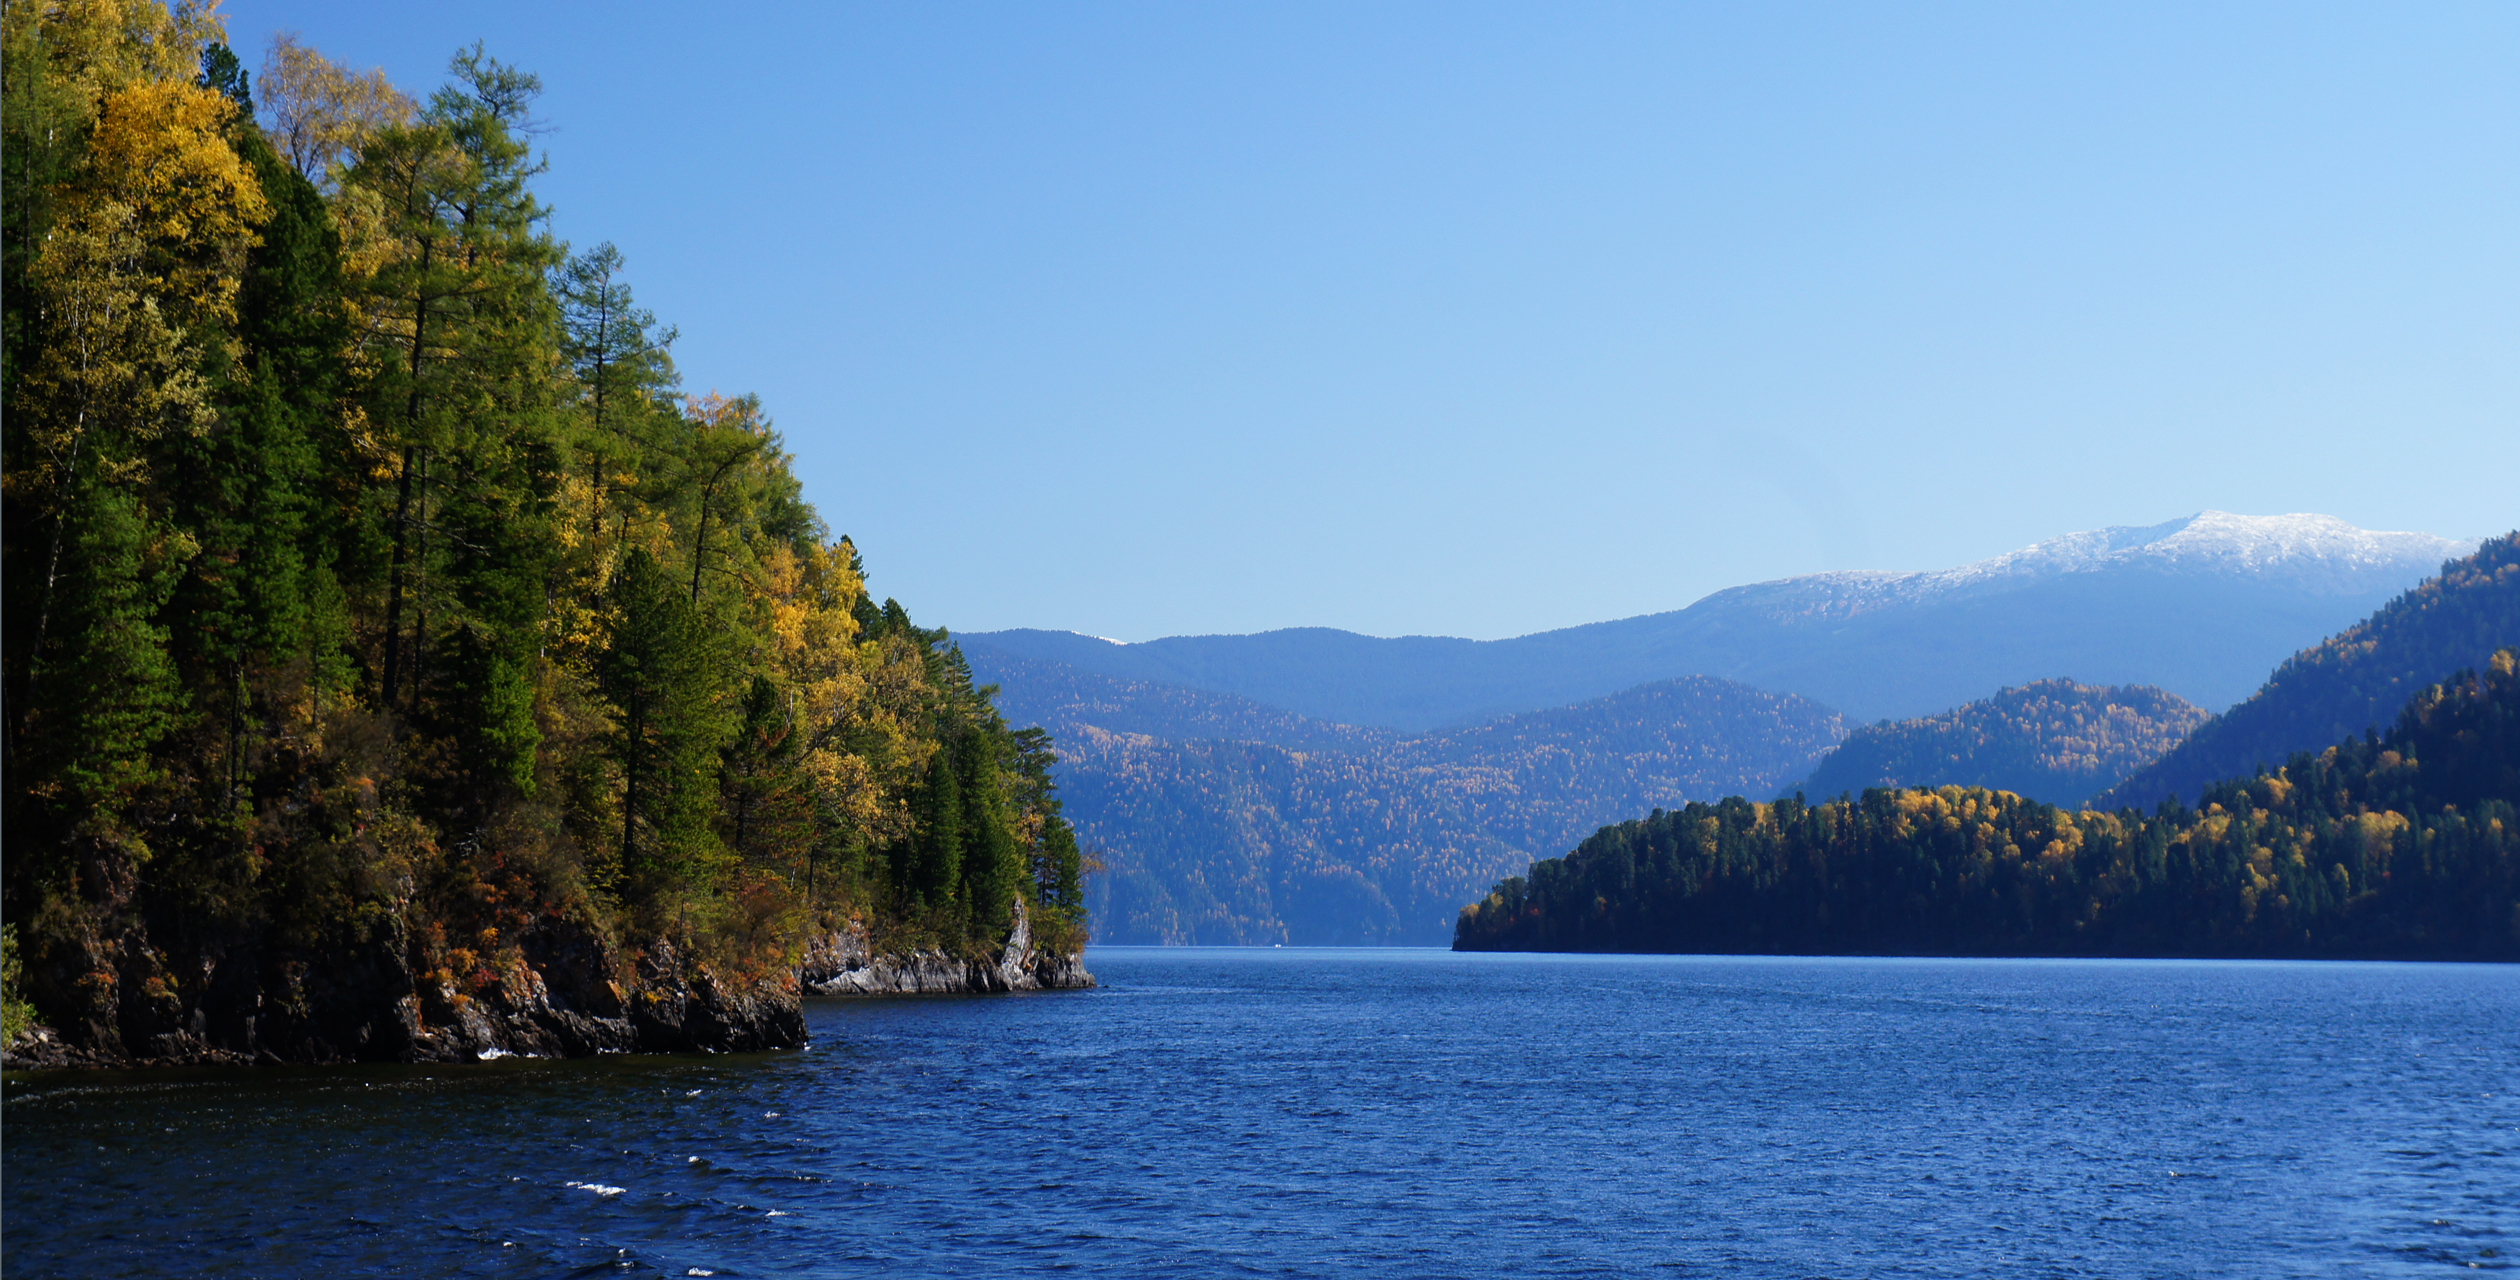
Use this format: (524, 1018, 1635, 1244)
(7, 949, 2516, 1277)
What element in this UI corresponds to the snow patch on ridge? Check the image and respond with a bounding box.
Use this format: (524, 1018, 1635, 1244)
(1705, 512, 2474, 621)
(1950, 511, 2468, 581)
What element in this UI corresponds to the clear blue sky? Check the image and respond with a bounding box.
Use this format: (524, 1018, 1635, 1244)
(223, 1, 2515, 641)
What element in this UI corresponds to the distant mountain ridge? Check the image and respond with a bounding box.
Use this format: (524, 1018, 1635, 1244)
(1798, 679, 2208, 808)
(976, 650, 1396, 757)
(2098, 532, 2520, 810)
(1699, 511, 2464, 619)
(972, 651, 1843, 944)
(972, 512, 2470, 729)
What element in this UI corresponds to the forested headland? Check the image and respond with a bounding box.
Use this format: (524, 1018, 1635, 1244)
(2, 7, 1083, 1065)
(1456, 650, 2519, 959)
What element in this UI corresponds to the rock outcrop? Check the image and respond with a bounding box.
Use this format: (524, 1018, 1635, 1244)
(3, 891, 1086, 1070)
(0, 902, 802, 1069)
(801, 895, 1095, 996)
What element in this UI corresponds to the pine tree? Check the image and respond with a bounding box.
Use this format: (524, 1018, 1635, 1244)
(1012, 726, 1086, 924)
(601, 546, 729, 901)
(19, 476, 185, 858)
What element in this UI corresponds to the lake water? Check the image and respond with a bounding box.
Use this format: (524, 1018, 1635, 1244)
(5, 949, 2516, 1278)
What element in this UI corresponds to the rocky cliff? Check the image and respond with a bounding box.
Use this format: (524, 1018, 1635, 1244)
(2, 889, 1088, 1070)
(1, 898, 804, 1070)
(802, 896, 1096, 996)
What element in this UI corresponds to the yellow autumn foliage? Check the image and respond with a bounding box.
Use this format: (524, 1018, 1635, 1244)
(8, 38, 263, 519)
(256, 30, 413, 185)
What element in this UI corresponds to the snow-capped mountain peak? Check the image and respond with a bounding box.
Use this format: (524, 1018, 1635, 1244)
(1708, 512, 2474, 620)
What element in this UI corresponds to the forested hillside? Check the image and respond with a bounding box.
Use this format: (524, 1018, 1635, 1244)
(2099, 533, 2520, 810)
(0, 10, 1080, 1062)
(1457, 651, 2520, 959)
(977, 656, 1844, 944)
(1798, 679, 2206, 807)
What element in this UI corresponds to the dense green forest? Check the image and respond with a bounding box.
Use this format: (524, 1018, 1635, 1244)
(1797, 678, 2206, 807)
(1457, 650, 2519, 958)
(1, 7, 1080, 1050)
(2100, 533, 2519, 810)
(973, 648, 1844, 944)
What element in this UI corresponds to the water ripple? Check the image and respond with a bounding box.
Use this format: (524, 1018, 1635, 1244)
(5, 950, 2516, 1277)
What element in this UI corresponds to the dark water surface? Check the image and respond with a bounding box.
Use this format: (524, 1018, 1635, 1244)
(6, 949, 2516, 1278)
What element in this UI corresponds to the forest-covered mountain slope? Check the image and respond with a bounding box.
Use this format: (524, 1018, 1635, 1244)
(2097, 533, 2520, 811)
(0, 14, 1083, 1066)
(1456, 651, 2520, 959)
(1797, 679, 2207, 807)
(969, 651, 1843, 944)
(973, 512, 2468, 730)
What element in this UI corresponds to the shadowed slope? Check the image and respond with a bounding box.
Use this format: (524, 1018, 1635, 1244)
(967, 648, 1844, 945)
(2099, 533, 2520, 810)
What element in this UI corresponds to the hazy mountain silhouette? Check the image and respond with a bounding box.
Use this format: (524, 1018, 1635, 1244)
(971, 512, 2470, 728)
